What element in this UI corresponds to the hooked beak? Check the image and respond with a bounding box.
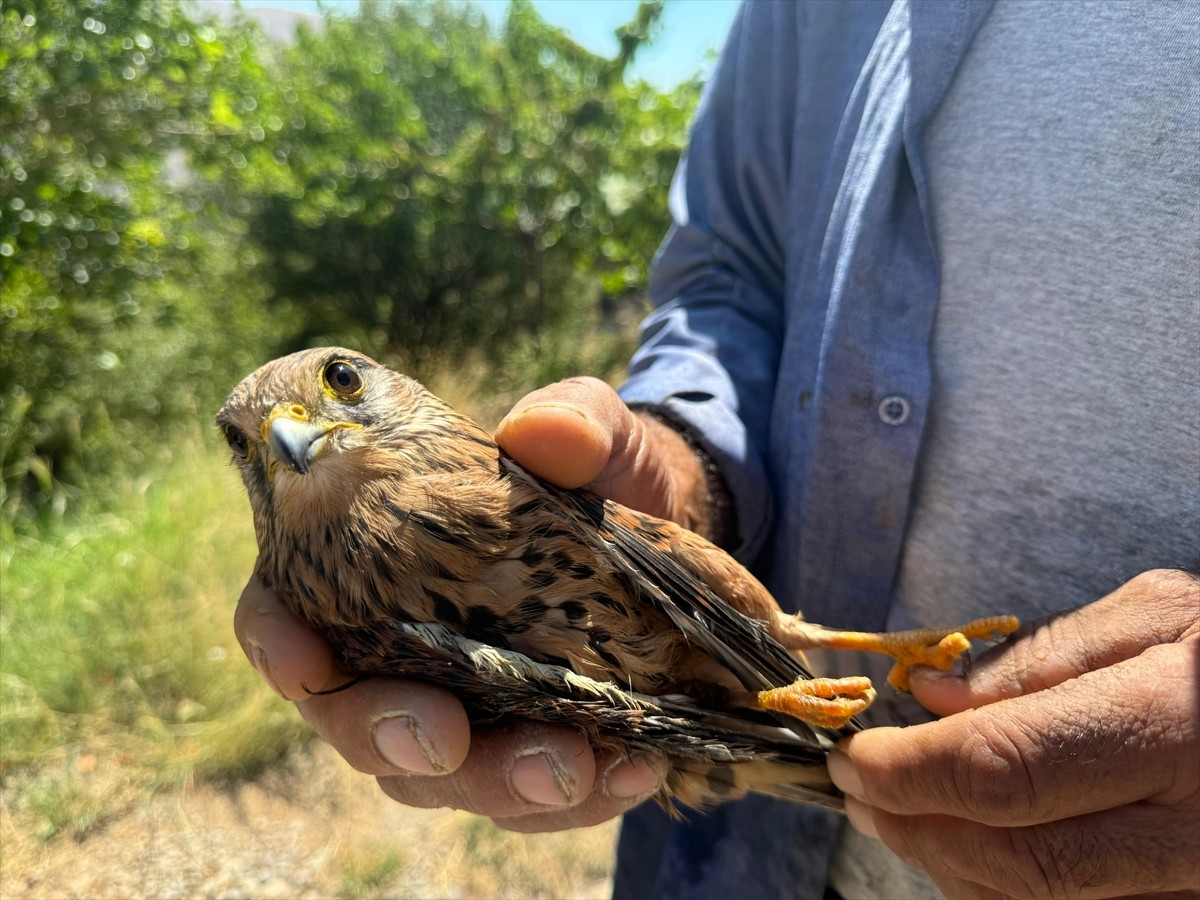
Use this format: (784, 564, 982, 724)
(265, 407, 333, 475)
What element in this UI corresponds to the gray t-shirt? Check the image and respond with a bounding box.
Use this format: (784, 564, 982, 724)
(831, 2, 1199, 896)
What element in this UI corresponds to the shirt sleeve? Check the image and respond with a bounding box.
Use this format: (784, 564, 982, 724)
(618, 0, 799, 562)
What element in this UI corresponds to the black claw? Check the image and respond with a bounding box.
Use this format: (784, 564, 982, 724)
(302, 674, 371, 695)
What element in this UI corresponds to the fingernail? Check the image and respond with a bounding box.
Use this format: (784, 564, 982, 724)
(510, 750, 575, 806)
(827, 749, 864, 799)
(604, 756, 663, 800)
(517, 401, 593, 422)
(247, 641, 287, 699)
(913, 658, 966, 681)
(844, 796, 880, 840)
(373, 713, 446, 775)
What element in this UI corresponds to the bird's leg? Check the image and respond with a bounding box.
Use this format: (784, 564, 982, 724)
(775, 615, 1020, 692)
(754, 676, 877, 730)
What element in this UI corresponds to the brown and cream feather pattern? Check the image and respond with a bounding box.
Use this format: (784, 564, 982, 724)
(217, 347, 863, 812)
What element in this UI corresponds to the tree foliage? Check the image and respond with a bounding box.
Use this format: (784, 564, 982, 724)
(0, 0, 277, 520)
(237, 0, 694, 368)
(0, 0, 699, 525)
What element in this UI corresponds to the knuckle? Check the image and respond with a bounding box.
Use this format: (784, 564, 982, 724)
(1001, 827, 1079, 899)
(1000, 823, 1123, 900)
(1130, 567, 1198, 593)
(972, 611, 1079, 698)
(951, 718, 1039, 823)
(1123, 568, 1200, 641)
(1024, 614, 1085, 684)
(1128, 568, 1200, 612)
(1041, 612, 1089, 665)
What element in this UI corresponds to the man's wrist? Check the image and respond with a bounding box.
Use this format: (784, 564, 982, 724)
(630, 404, 738, 549)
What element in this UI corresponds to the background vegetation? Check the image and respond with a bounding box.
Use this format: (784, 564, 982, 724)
(0, 0, 699, 880)
(1, 0, 697, 524)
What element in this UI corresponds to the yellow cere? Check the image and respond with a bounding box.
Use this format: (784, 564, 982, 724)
(261, 403, 310, 442)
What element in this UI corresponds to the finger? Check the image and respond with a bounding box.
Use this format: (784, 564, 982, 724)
(849, 798, 1200, 899)
(233, 574, 335, 701)
(924, 872, 1009, 900)
(495, 378, 705, 528)
(296, 675, 471, 777)
(495, 377, 627, 488)
(378, 722, 596, 816)
(377, 723, 662, 823)
(911, 569, 1200, 716)
(491, 752, 668, 833)
(842, 802, 1009, 900)
(831, 638, 1200, 824)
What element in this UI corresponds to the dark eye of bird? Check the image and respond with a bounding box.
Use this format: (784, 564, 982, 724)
(224, 425, 250, 460)
(324, 360, 364, 398)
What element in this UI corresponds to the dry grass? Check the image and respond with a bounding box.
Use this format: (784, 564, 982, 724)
(2, 742, 619, 899)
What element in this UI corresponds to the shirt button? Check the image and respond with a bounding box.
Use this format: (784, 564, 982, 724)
(878, 395, 911, 426)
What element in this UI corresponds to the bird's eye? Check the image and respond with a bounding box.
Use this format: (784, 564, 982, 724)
(323, 360, 364, 399)
(223, 425, 252, 461)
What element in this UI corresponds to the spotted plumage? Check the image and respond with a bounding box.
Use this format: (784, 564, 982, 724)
(217, 348, 1018, 812)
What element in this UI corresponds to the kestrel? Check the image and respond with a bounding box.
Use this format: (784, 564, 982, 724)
(217, 348, 1017, 812)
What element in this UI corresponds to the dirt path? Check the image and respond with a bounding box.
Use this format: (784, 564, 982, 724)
(2, 745, 617, 899)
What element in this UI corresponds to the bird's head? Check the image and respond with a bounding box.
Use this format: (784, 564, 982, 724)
(216, 347, 436, 518)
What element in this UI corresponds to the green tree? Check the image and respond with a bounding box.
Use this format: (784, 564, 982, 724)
(237, 0, 696, 372)
(0, 0, 276, 522)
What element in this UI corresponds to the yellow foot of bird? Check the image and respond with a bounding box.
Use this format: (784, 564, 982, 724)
(807, 615, 1020, 692)
(756, 676, 878, 730)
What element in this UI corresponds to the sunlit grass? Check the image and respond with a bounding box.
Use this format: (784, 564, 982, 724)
(7, 764, 113, 842)
(329, 806, 618, 900)
(337, 847, 407, 900)
(0, 431, 310, 838)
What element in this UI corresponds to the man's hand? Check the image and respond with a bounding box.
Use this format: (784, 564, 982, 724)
(828, 568, 1200, 899)
(234, 378, 708, 831)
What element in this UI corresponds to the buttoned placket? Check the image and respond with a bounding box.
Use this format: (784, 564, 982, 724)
(768, 0, 995, 637)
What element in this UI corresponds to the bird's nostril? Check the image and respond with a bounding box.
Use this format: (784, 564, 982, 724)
(288, 404, 308, 420)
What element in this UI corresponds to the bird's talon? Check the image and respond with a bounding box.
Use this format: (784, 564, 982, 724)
(885, 618, 1019, 690)
(756, 676, 877, 730)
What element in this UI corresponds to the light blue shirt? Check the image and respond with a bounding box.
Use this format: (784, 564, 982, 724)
(614, 0, 1199, 896)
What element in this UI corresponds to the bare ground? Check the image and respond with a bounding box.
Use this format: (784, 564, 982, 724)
(1, 744, 618, 900)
